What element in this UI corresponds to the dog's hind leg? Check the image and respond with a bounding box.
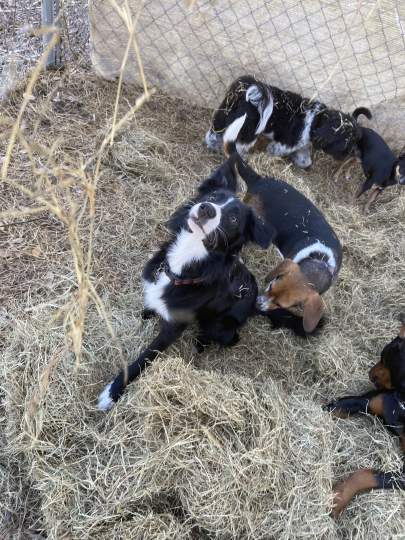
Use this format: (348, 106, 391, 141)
(332, 467, 405, 518)
(98, 321, 187, 410)
(325, 391, 380, 418)
(290, 146, 312, 169)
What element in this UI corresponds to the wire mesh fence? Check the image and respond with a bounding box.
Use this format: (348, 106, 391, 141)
(1, 1, 405, 131)
(89, 0, 405, 113)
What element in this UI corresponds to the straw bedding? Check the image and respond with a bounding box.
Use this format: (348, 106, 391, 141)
(1, 70, 405, 539)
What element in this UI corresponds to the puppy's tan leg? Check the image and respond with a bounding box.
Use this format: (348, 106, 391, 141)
(331, 469, 378, 518)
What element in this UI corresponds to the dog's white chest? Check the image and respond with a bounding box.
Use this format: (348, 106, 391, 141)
(144, 272, 171, 321)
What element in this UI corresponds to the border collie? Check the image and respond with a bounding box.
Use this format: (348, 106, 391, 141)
(98, 156, 273, 410)
(205, 75, 365, 169)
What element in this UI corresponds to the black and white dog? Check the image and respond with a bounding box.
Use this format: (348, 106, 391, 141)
(98, 157, 273, 410)
(206, 75, 365, 169)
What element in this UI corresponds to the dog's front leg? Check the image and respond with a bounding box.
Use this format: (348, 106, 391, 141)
(98, 320, 187, 410)
(325, 390, 381, 418)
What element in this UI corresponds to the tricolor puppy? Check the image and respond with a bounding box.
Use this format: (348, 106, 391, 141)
(352, 108, 405, 209)
(98, 157, 273, 410)
(205, 75, 365, 169)
(234, 155, 342, 333)
(326, 323, 405, 518)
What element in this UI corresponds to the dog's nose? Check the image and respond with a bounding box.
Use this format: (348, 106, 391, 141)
(198, 202, 216, 220)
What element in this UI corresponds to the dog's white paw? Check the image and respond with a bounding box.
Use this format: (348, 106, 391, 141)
(291, 147, 312, 169)
(257, 295, 271, 311)
(98, 382, 114, 411)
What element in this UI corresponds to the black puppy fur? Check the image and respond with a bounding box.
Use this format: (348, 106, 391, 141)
(206, 75, 365, 167)
(352, 108, 405, 205)
(98, 156, 273, 409)
(326, 326, 405, 515)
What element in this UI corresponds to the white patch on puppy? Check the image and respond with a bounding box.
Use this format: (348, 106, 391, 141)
(205, 129, 223, 151)
(293, 240, 337, 273)
(167, 228, 209, 275)
(291, 146, 312, 168)
(144, 272, 171, 321)
(98, 382, 113, 411)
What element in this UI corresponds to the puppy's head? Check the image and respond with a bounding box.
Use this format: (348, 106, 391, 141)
(396, 154, 405, 185)
(187, 195, 271, 254)
(369, 324, 405, 391)
(205, 76, 271, 154)
(312, 110, 361, 160)
(262, 259, 324, 333)
(167, 158, 273, 253)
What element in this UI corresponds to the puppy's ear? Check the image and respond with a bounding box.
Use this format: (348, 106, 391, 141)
(165, 202, 194, 233)
(247, 209, 274, 249)
(198, 155, 239, 195)
(303, 291, 324, 333)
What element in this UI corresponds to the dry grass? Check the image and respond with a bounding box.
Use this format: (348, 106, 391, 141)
(1, 66, 405, 539)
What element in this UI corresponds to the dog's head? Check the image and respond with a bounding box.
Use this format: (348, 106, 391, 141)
(369, 324, 405, 391)
(262, 259, 324, 333)
(205, 76, 272, 155)
(167, 157, 273, 254)
(312, 110, 361, 160)
(396, 154, 405, 185)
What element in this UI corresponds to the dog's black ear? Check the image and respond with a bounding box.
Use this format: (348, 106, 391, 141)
(246, 209, 274, 249)
(198, 155, 239, 195)
(165, 202, 194, 233)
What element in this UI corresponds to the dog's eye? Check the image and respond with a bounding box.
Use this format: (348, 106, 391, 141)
(229, 216, 238, 224)
(207, 193, 217, 201)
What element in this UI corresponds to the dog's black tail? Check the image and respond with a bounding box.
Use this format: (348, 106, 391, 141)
(352, 107, 372, 121)
(231, 152, 263, 190)
(257, 307, 324, 338)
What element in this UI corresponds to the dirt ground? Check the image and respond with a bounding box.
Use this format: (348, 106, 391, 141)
(1, 69, 405, 539)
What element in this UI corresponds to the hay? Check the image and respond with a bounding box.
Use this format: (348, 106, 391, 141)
(1, 68, 405, 539)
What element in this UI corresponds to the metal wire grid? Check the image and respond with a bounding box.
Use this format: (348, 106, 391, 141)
(89, 0, 405, 110)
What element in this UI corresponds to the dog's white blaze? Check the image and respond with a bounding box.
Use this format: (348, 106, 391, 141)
(144, 273, 171, 321)
(167, 228, 209, 275)
(223, 114, 247, 146)
(293, 240, 337, 272)
(98, 382, 113, 411)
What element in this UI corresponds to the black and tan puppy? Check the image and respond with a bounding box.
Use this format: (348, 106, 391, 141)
(326, 323, 405, 518)
(353, 108, 405, 209)
(231, 154, 342, 333)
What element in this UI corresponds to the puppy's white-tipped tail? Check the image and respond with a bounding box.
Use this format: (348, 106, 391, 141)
(98, 382, 114, 411)
(223, 114, 247, 156)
